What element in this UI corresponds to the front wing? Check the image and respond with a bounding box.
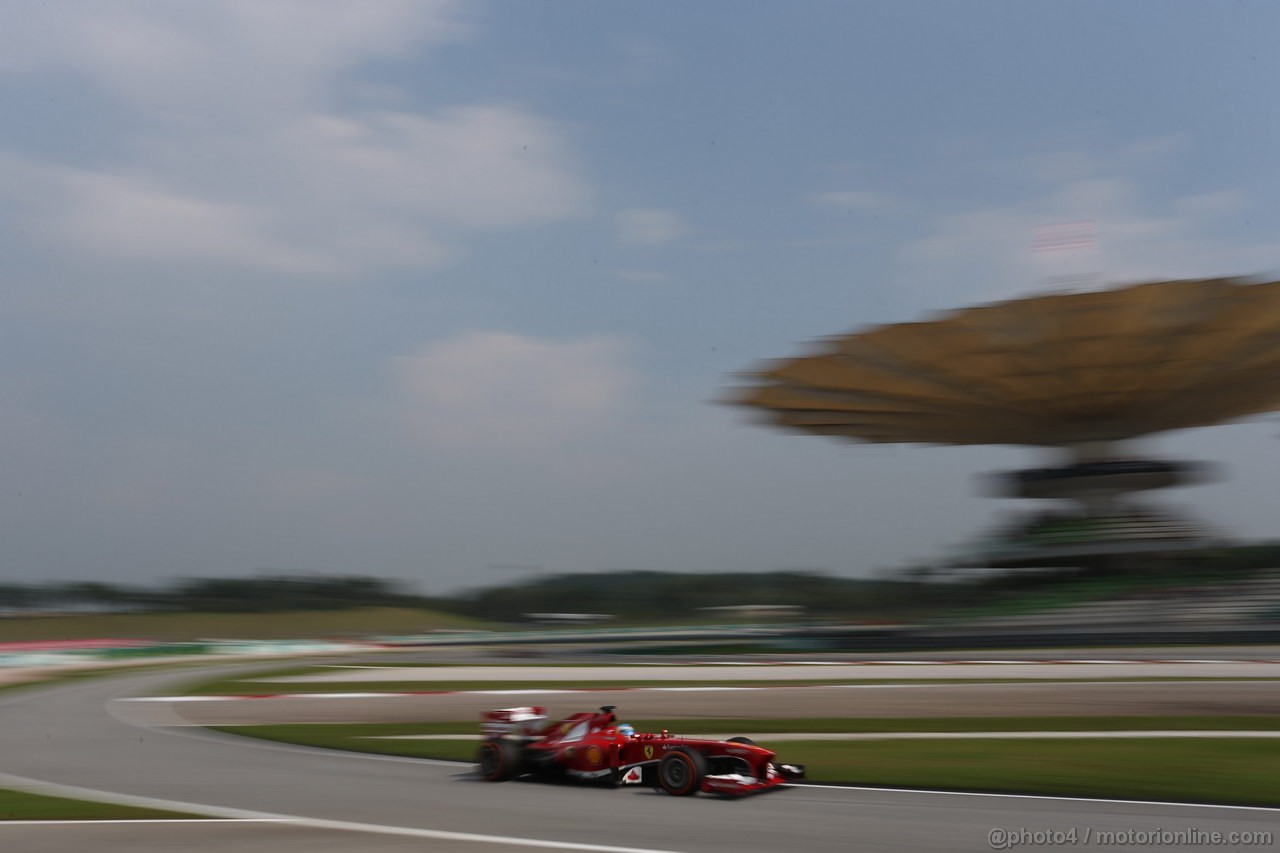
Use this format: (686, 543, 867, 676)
(615, 759, 805, 796)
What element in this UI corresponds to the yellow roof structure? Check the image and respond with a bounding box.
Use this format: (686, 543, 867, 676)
(734, 277, 1280, 446)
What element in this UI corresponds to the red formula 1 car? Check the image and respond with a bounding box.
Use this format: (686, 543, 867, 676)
(476, 705, 805, 797)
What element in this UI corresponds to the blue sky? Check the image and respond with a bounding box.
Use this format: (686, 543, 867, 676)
(2, 1, 1279, 592)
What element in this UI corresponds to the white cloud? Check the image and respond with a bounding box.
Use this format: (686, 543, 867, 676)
(807, 190, 905, 214)
(0, 1, 465, 118)
(898, 147, 1279, 305)
(1027, 134, 1188, 184)
(284, 107, 588, 231)
(392, 331, 636, 451)
(54, 169, 333, 274)
(1174, 190, 1242, 219)
(0, 2, 589, 277)
(616, 208, 687, 246)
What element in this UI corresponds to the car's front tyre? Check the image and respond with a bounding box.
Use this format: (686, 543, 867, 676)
(656, 748, 707, 796)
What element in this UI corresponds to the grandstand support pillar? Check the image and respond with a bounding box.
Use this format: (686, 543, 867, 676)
(1078, 492, 1120, 516)
(1061, 440, 1127, 465)
(1056, 442, 1137, 515)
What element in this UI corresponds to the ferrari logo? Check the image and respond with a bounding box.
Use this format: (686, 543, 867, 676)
(643, 745, 654, 759)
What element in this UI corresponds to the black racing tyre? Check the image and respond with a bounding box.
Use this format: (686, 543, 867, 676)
(725, 736, 756, 746)
(657, 747, 708, 796)
(476, 739, 521, 782)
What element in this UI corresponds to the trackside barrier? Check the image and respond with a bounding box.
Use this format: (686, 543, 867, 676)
(366, 623, 847, 647)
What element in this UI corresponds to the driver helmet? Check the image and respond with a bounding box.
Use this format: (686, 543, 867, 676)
(617, 723, 635, 738)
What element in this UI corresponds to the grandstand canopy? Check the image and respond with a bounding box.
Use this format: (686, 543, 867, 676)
(734, 277, 1280, 447)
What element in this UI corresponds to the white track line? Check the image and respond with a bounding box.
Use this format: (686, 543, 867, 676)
(294, 692, 409, 699)
(643, 686, 756, 692)
(0, 819, 290, 826)
(0, 772, 687, 853)
(130, 695, 236, 702)
(470, 689, 577, 696)
(864, 660, 933, 665)
(962, 660, 1026, 665)
(1057, 659, 1129, 665)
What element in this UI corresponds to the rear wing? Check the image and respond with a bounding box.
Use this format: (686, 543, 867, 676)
(481, 706, 548, 740)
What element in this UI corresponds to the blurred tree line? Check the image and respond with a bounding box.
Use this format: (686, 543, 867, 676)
(0, 570, 953, 620)
(0, 576, 432, 614)
(1203, 542, 1280, 570)
(4, 542, 1277, 621)
(449, 570, 964, 622)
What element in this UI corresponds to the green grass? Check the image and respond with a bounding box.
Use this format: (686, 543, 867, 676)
(212, 717, 1280, 807)
(781, 739, 1280, 807)
(0, 607, 491, 642)
(0, 788, 202, 821)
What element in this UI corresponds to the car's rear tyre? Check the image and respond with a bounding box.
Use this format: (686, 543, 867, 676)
(657, 747, 707, 796)
(725, 736, 756, 746)
(476, 739, 521, 782)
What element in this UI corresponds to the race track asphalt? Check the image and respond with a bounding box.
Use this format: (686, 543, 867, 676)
(2, 665, 1278, 853)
